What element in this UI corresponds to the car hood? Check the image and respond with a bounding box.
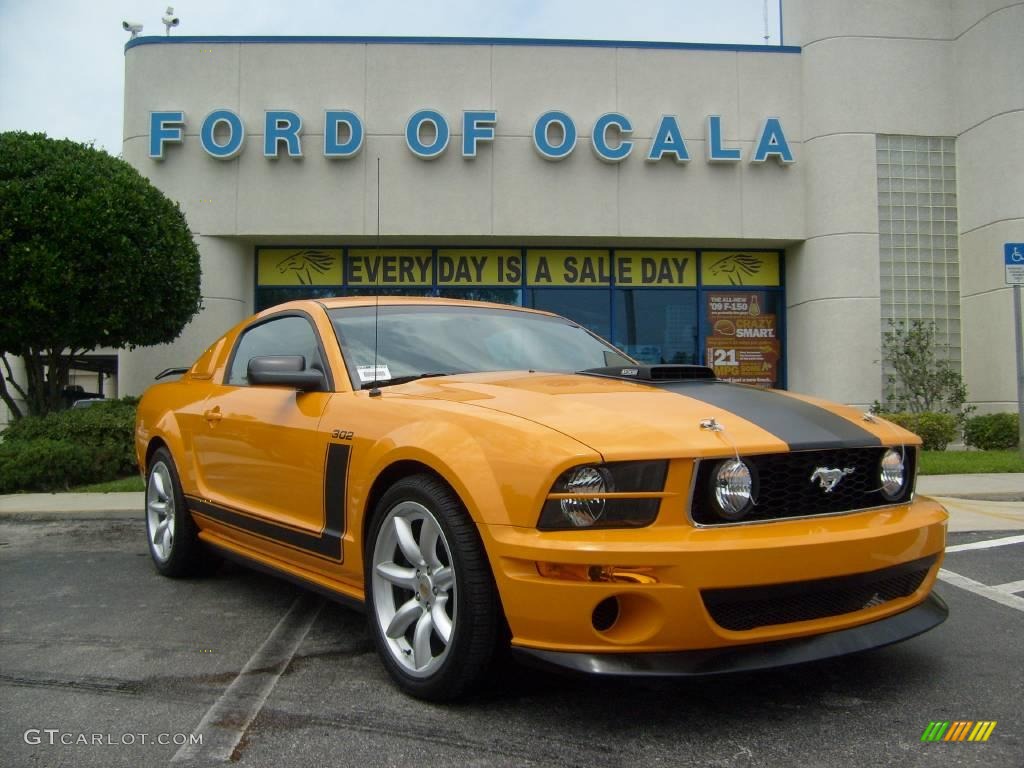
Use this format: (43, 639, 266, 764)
(391, 371, 916, 460)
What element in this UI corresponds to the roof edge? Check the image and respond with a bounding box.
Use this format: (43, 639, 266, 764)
(124, 35, 800, 54)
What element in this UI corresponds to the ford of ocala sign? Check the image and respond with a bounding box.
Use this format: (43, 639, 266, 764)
(149, 109, 794, 165)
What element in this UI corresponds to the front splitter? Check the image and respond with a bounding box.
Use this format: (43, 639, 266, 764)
(512, 592, 948, 677)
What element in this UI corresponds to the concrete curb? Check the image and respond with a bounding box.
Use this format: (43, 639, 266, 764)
(0, 492, 143, 517)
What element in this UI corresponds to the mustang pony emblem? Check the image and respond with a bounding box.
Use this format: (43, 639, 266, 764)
(707, 253, 764, 286)
(276, 249, 335, 285)
(810, 466, 855, 493)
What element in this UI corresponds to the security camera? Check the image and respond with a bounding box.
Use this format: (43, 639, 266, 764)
(162, 6, 180, 35)
(122, 21, 144, 39)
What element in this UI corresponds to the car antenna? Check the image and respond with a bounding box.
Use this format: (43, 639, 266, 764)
(369, 156, 382, 398)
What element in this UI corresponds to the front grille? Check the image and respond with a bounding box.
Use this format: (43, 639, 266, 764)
(690, 447, 917, 526)
(702, 555, 935, 631)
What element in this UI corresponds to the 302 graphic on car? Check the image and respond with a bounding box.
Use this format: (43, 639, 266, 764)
(135, 297, 948, 701)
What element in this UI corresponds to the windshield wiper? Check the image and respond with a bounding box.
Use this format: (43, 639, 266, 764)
(360, 372, 459, 390)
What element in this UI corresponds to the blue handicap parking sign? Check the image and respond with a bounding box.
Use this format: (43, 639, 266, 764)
(1006, 243, 1024, 284)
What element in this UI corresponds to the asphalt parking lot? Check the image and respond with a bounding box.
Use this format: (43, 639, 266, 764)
(1, 517, 1021, 768)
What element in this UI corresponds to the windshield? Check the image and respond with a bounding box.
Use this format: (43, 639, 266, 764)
(328, 304, 634, 389)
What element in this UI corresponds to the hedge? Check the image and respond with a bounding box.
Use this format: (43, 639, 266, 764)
(964, 413, 1019, 451)
(0, 399, 137, 492)
(878, 411, 957, 451)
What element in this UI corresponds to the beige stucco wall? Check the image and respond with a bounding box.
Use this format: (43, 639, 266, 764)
(952, 1, 1024, 414)
(120, 39, 807, 395)
(785, 0, 1023, 412)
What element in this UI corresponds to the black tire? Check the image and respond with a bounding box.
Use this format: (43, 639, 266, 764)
(145, 447, 208, 577)
(365, 474, 498, 701)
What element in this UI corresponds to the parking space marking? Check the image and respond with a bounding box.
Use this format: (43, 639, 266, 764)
(172, 593, 323, 764)
(938, 569, 1024, 614)
(992, 579, 1024, 594)
(944, 534, 1024, 553)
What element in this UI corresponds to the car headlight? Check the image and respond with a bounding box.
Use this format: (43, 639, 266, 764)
(879, 447, 908, 501)
(709, 458, 756, 520)
(538, 461, 667, 530)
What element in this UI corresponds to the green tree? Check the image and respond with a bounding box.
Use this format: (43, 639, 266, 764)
(0, 132, 201, 418)
(880, 319, 970, 421)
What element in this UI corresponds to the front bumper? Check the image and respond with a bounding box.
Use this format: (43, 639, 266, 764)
(480, 497, 948, 654)
(513, 592, 948, 677)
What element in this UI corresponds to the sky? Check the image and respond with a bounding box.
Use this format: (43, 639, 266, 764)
(0, 0, 783, 156)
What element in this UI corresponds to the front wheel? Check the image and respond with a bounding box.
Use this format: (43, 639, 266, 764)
(366, 474, 498, 701)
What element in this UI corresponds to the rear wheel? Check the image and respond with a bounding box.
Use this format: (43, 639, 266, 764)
(146, 447, 207, 577)
(366, 474, 498, 701)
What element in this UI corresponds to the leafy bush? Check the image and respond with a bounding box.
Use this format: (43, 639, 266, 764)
(964, 413, 1019, 451)
(0, 399, 138, 491)
(879, 320, 972, 432)
(0, 438, 121, 493)
(878, 411, 957, 451)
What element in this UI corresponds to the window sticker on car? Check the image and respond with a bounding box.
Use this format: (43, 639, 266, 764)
(357, 364, 392, 382)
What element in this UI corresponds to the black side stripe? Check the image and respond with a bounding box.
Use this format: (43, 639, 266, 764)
(658, 381, 882, 452)
(187, 442, 351, 562)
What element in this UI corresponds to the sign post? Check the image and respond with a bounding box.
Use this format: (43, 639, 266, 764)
(1005, 243, 1024, 455)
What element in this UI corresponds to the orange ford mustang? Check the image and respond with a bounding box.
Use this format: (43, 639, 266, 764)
(135, 297, 948, 700)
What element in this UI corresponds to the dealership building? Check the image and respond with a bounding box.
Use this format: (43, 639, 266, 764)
(14, 0, 1020, 420)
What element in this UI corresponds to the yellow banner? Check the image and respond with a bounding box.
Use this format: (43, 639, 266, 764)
(347, 249, 433, 286)
(701, 251, 780, 287)
(257, 248, 343, 286)
(526, 250, 612, 286)
(614, 250, 696, 287)
(436, 249, 523, 286)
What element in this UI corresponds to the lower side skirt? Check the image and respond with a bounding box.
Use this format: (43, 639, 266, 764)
(512, 592, 948, 678)
(203, 535, 366, 615)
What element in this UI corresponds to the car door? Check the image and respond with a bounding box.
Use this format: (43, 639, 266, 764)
(191, 311, 334, 537)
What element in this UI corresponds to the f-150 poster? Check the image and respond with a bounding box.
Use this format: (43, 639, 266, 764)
(705, 291, 780, 387)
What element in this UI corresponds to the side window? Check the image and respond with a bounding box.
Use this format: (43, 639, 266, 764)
(227, 315, 323, 386)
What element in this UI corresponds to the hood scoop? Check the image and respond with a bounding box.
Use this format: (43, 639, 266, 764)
(579, 364, 718, 382)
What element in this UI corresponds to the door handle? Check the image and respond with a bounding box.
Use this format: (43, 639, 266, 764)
(203, 407, 222, 423)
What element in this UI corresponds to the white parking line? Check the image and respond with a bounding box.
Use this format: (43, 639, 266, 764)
(937, 569, 1024, 614)
(992, 579, 1024, 594)
(944, 534, 1024, 553)
(172, 594, 323, 764)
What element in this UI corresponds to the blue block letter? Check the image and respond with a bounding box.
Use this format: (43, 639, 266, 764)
(592, 113, 634, 163)
(200, 109, 245, 160)
(149, 111, 185, 160)
(706, 115, 741, 162)
(324, 111, 364, 158)
(264, 111, 303, 158)
(752, 117, 794, 164)
(406, 109, 450, 159)
(646, 115, 690, 163)
(463, 110, 497, 158)
(533, 111, 577, 160)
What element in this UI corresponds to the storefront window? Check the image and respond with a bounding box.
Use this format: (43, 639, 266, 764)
(528, 289, 611, 341)
(437, 287, 522, 305)
(613, 289, 698, 364)
(256, 286, 339, 312)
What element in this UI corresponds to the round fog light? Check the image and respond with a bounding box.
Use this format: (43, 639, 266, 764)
(712, 459, 754, 520)
(880, 448, 907, 500)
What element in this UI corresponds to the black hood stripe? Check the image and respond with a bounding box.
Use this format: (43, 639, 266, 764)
(657, 381, 882, 451)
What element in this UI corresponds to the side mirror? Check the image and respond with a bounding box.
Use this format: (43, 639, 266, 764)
(247, 356, 326, 392)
